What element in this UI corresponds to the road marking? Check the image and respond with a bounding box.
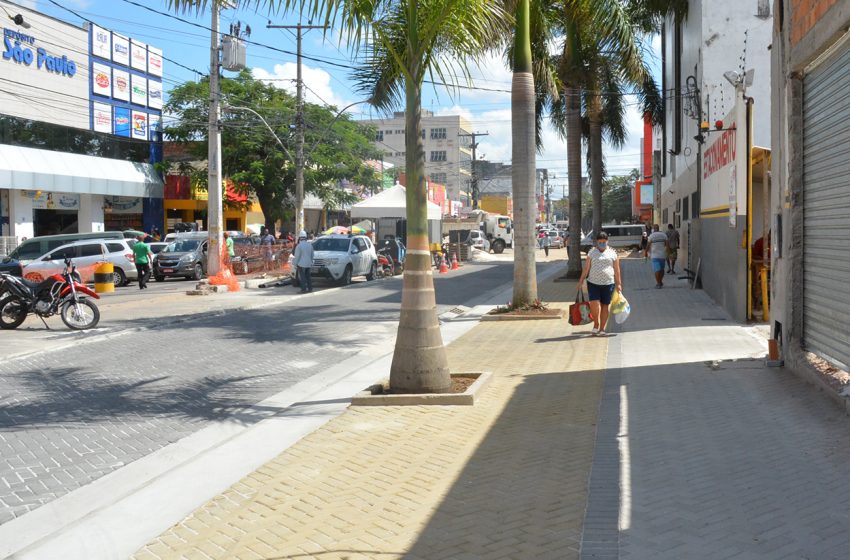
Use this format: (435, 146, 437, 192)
(618, 384, 632, 531)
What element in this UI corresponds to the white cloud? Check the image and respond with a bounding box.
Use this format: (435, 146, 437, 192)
(252, 63, 349, 109)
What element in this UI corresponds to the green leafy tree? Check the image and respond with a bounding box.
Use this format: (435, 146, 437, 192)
(164, 70, 380, 232)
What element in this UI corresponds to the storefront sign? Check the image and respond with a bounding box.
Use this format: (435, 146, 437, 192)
(147, 80, 162, 109)
(22, 191, 80, 210)
(130, 39, 146, 71)
(92, 62, 111, 96)
(147, 47, 162, 77)
(104, 196, 142, 214)
(3, 28, 77, 77)
(148, 113, 161, 141)
(93, 102, 112, 133)
(113, 68, 130, 101)
(131, 111, 147, 139)
(91, 25, 110, 59)
(114, 107, 130, 137)
(131, 74, 147, 105)
(112, 34, 129, 66)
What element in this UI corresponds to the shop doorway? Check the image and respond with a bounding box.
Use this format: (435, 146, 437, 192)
(34, 209, 78, 236)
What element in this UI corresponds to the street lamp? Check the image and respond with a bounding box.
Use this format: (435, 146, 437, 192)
(223, 100, 371, 236)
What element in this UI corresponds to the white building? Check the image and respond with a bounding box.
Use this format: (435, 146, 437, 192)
(654, 0, 773, 321)
(0, 1, 163, 241)
(361, 111, 473, 203)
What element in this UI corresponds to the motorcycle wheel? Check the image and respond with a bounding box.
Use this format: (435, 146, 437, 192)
(0, 296, 26, 330)
(60, 298, 100, 330)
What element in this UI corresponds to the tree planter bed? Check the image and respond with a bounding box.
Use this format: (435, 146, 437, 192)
(351, 372, 492, 406)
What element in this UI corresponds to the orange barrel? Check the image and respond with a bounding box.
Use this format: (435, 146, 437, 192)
(94, 262, 114, 293)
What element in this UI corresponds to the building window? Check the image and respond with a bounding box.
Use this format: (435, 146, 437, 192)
(376, 130, 383, 141)
(682, 196, 689, 222)
(430, 151, 447, 162)
(663, 208, 669, 224)
(430, 127, 447, 140)
(395, 152, 404, 157)
(691, 191, 699, 219)
(430, 173, 447, 185)
(421, 129, 426, 139)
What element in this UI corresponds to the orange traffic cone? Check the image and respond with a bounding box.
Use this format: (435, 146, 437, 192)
(439, 254, 449, 274)
(451, 253, 459, 270)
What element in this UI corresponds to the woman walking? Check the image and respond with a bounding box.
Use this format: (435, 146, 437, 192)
(578, 232, 622, 336)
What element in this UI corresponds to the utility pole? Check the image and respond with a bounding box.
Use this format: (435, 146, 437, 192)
(267, 22, 325, 236)
(207, 1, 223, 276)
(458, 131, 488, 209)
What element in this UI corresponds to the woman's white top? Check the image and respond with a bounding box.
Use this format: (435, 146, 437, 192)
(587, 247, 617, 285)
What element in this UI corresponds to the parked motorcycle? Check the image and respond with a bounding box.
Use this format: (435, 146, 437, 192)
(376, 247, 394, 277)
(0, 258, 101, 330)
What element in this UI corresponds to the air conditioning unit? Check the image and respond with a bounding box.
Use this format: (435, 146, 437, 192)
(222, 36, 246, 71)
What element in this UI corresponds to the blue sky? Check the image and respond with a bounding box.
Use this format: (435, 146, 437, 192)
(16, 0, 659, 198)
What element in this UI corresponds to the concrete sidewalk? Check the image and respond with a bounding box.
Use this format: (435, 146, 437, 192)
(133, 258, 850, 560)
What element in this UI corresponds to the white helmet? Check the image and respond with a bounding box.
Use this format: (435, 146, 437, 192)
(298, 230, 307, 239)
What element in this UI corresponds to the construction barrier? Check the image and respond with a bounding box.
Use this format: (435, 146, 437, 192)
(94, 262, 114, 293)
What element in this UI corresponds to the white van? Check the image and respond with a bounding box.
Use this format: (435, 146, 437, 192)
(581, 224, 646, 253)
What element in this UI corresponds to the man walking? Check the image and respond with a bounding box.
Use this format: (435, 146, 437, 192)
(223, 231, 235, 270)
(541, 231, 551, 257)
(260, 227, 275, 271)
(645, 224, 668, 289)
(292, 231, 314, 293)
(666, 223, 681, 274)
(132, 233, 153, 290)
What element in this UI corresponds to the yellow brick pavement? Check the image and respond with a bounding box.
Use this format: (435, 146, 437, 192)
(133, 277, 607, 560)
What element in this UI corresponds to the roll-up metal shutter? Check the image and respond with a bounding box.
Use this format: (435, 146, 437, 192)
(802, 40, 850, 370)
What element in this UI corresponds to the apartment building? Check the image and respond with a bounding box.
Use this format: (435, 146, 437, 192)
(362, 111, 473, 203)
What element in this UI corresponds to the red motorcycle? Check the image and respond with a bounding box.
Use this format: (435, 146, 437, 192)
(376, 247, 394, 277)
(0, 258, 101, 330)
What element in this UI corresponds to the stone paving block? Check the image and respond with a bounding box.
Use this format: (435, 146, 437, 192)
(133, 276, 607, 559)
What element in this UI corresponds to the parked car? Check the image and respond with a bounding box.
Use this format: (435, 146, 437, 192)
(546, 230, 564, 249)
(0, 232, 127, 277)
(21, 239, 137, 286)
(152, 233, 208, 281)
(465, 230, 490, 252)
(230, 235, 264, 274)
(289, 234, 378, 286)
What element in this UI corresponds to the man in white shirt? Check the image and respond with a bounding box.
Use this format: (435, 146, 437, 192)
(292, 231, 314, 293)
(645, 224, 669, 289)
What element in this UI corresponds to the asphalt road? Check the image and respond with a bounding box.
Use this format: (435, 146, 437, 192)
(0, 260, 537, 526)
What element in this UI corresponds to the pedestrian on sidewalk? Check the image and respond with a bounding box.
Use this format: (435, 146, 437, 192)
(292, 230, 314, 293)
(646, 224, 668, 288)
(578, 231, 622, 336)
(260, 227, 275, 271)
(223, 231, 235, 270)
(666, 223, 680, 274)
(132, 234, 153, 290)
(640, 231, 648, 259)
(541, 231, 551, 257)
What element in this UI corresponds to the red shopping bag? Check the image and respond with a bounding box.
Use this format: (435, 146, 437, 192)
(569, 290, 594, 326)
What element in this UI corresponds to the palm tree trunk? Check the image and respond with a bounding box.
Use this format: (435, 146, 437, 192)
(566, 84, 583, 278)
(511, 0, 538, 305)
(589, 92, 603, 235)
(388, 22, 451, 393)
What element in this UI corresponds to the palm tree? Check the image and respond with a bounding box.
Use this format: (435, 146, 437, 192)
(295, 0, 507, 392)
(553, 0, 687, 277)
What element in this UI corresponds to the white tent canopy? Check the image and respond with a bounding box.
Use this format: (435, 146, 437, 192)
(350, 184, 441, 220)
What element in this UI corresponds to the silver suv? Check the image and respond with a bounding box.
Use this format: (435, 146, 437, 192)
(290, 234, 378, 285)
(21, 239, 138, 286)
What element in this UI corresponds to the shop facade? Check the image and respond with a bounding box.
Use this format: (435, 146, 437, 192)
(0, 3, 163, 242)
(771, 0, 850, 371)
